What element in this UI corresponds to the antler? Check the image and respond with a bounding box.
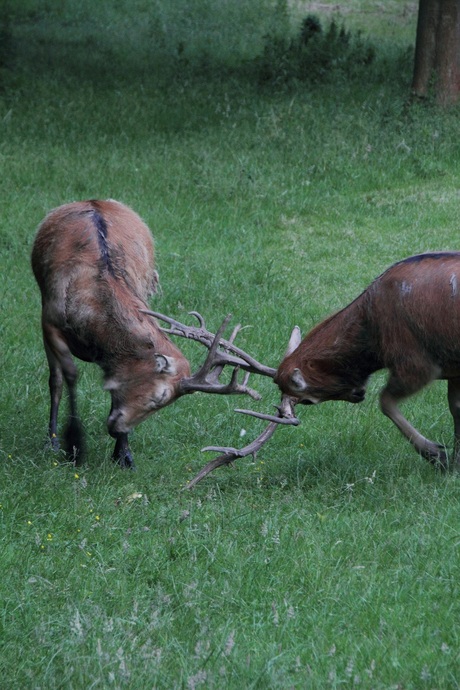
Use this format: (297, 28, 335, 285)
(141, 309, 278, 400)
(183, 395, 299, 489)
(221, 325, 303, 422)
(234, 395, 300, 425)
(140, 309, 277, 378)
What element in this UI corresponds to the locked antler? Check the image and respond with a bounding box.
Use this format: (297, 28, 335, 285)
(181, 327, 303, 489)
(178, 314, 260, 399)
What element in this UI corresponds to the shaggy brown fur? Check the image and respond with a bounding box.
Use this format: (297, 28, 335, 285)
(32, 199, 190, 468)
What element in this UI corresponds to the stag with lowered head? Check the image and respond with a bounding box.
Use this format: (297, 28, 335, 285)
(275, 252, 460, 469)
(31, 199, 276, 469)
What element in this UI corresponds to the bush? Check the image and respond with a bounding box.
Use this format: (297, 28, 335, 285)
(256, 14, 376, 85)
(0, 6, 14, 87)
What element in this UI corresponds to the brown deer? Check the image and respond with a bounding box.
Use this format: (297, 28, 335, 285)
(274, 252, 460, 469)
(31, 199, 274, 469)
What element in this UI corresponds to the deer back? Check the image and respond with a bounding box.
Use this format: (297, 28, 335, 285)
(32, 199, 157, 304)
(366, 252, 460, 371)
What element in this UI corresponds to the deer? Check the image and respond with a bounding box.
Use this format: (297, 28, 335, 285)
(31, 199, 279, 470)
(272, 252, 460, 470)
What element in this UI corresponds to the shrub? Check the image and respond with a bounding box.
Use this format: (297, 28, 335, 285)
(256, 14, 376, 85)
(0, 7, 14, 88)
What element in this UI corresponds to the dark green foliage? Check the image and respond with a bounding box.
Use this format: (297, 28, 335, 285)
(0, 4, 13, 87)
(256, 14, 377, 85)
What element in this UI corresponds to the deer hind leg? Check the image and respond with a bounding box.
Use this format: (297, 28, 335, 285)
(44, 340, 63, 451)
(448, 378, 460, 469)
(380, 369, 447, 469)
(43, 325, 85, 464)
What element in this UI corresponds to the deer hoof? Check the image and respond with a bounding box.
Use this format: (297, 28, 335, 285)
(114, 451, 136, 471)
(422, 443, 447, 471)
(46, 434, 60, 452)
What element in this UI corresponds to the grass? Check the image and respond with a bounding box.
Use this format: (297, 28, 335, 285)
(2, 1, 460, 687)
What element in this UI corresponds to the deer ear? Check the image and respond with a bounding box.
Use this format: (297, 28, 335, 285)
(284, 326, 302, 357)
(290, 368, 309, 392)
(154, 353, 177, 375)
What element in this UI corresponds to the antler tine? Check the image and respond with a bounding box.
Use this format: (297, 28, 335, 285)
(235, 408, 300, 425)
(220, 325, 300, 376)
(206, 323, 243, 384)
(190, 313, 233, 380)
(188, 311, 206, 328)
(235, 394, 300, 425)
(217, 340, 276, 378)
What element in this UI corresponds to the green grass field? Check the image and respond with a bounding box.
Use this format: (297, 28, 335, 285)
(2, 1, 460, 687)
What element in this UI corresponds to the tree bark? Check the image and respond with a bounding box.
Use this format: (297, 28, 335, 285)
(412, 0, 438, 97)
(435, 0, 460, 106)
(412, 0, 460, 106)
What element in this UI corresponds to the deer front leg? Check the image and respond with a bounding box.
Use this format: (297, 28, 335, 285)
(111, 433, 136, 470)
(448, 377, 460, 469)
(380, 379, 447, 469)
(107, 397, 136, 469)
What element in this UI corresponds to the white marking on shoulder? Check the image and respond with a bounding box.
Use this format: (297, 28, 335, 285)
(450, 273, 458, 297)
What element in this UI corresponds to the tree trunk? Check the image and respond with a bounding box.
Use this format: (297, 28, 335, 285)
(412, 0, 438, 97)
(412, 0, 460, 106)
(435, 0, 460, 106)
